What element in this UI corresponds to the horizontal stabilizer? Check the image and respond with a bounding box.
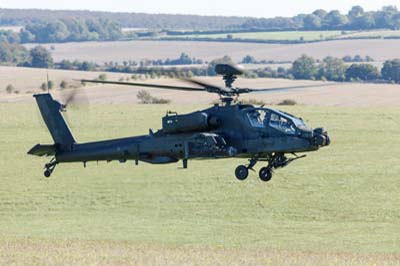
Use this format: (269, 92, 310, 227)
(28, 144, 56, 157)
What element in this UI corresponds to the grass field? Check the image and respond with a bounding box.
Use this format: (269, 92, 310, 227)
(169, 30, 400, 42)
(165, 31, 346, 41)
(24, 39, 400, 64)
(0, 103, 400, 265)
(338, 30, 400, 39)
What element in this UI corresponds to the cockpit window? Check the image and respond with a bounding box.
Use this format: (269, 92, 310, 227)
(247, 110, 269, 128)
(292, 118, 307, 130)
(269, 113, 296, 134)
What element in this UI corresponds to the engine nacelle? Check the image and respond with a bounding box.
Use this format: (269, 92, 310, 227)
(162, 112, 210, 133)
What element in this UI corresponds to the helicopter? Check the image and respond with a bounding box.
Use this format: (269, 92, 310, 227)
(28, 64, 330, 181)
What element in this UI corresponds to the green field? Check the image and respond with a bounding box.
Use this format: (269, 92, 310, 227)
(164, 30, 400, 42)
(165, 31, 346, 41)
(1, 103, 400, 264)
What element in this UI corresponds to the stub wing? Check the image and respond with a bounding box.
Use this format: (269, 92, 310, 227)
(28, 144, 56, 157)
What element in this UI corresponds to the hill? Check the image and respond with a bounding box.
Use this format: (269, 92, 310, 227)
(0, 8, 249, 30)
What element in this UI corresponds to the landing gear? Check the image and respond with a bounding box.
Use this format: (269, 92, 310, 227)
(235, 165, 249, 180)
(234, 153, 306, 182)
(259, 167, 272, 182)
(43, 158, 58, 178)
(234, 156, 257, 181)
(44, 170, 52, 178)
(235, 156, 258, 180)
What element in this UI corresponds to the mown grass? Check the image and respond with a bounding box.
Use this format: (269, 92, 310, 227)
(0, 103, 399, 264)
(165, 31, 346, 41)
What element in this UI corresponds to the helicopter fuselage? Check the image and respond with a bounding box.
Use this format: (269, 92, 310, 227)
(29, 93, 330, 180)
(54, 103, 330, 164)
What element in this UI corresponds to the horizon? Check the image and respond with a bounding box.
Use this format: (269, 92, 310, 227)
(0, 0, 399, 18)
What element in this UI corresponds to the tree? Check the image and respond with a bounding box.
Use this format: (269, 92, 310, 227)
(137, 90, 153, 104)
(320, 57, 346, 81)
(19, 29, 35, 43)
(40, 82, 47, 91)
(58, 60, 74, 70)
(374, 6, 399, 29)
(98, 74, 107, 81)
(177, 53, 192, 64)
(348, 6, 374, 29)
(23, 18, 123, 43)
(6, 84, 14, 94)
(30, 46, 53, 68)
(303, 14, 322, 29)
(381, 59, 400, 83)
(47, 80, 54, 90)
(46, 21, 70, 42)
(346, 64, 380, 81)
(323, 10, 349, 29)
(353, 55, 363, 62)
(0, 42, 30, 65)
(60, 80, 68, 89)
(291, 55, 318, 80)
(242, 55, 256, 64)
(352, 13, 376, 29)
(312, 9, 327, 19)
(348, 6, 364, 21)
(79, 61, 95, 71)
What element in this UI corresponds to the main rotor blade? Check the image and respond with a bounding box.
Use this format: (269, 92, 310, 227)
(183, 78, 228, 93)
(80, 79, 206, 92)
(243, 83, 337, 94)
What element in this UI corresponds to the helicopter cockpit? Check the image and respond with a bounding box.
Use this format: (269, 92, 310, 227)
(245, 108, 309, 135)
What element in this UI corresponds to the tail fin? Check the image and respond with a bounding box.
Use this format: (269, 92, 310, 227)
(34, 93, 75, 151)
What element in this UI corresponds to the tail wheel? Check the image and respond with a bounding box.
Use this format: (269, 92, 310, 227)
(235, 165, 249, 181)
(44, 170, 52, 178)
(259, 167, 272, 182)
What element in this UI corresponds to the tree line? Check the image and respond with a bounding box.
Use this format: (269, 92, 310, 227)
(286, 55, 400, 83)
(0, 42, 54, 67)
(0, 18, 122, 43)
(1, 6, 400, 32)
(239, 6, 400, 31)
(0, 8, 248, 30)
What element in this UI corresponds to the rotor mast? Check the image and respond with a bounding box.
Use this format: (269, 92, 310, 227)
(214, 64, 244, 105)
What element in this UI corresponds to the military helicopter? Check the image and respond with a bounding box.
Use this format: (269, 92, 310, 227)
(28, 64, 330, 181)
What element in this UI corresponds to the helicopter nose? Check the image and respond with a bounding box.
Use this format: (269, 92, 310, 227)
(313, 128, 330, 147)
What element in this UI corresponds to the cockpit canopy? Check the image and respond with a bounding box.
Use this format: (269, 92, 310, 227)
(245, 108, 309, 134)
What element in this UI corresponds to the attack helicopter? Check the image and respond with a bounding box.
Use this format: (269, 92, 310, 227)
(28, 64, 330, 181)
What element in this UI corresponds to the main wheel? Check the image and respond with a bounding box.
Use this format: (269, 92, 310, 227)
(235, 165, 249, 181)
(44, 170, 51, 178)
(259, 167, 272, 182)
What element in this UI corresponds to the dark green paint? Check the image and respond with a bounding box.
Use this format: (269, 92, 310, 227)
(29, 64, 330, 181)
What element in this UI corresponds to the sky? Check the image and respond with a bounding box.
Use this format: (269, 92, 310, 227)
(0, 0, 399, 18)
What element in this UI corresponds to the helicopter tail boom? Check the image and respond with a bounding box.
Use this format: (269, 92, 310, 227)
(31, 93, 76, 152)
